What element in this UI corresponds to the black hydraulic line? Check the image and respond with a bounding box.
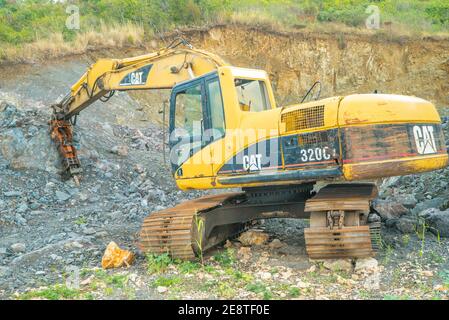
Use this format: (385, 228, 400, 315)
(301, 81, 321, 103)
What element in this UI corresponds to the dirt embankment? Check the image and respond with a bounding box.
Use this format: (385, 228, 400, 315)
(2, 24, 448, 111)
(171, 25, 449, 108)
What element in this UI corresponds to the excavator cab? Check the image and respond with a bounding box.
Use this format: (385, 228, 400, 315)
(169, 66, 278, 187)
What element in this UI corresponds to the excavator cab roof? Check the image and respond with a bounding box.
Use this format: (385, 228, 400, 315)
(172, 66, 270, 89)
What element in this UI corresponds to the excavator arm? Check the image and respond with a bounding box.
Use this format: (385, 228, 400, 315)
(50, 38, 228, 181)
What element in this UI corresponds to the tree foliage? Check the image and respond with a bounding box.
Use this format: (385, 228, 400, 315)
(0, 0, 447, 45)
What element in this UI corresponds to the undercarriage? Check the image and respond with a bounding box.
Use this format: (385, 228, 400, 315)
(138, 183, 381, 260)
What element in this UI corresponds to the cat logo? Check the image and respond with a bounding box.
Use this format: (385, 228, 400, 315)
(120, 65, 152, 86)
(243, 154, 262, 172)
(413, 125, 437, 155)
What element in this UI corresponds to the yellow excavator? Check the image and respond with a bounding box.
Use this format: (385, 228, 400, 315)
(50, 38, 448, 260)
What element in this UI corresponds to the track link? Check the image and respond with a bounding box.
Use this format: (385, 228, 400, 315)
(138, 192, 243, 260)
(304, 183, 379, 259)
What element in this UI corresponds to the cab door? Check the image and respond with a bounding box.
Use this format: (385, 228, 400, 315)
(169, 78, 214, 179)
(204, 75, 226, 175)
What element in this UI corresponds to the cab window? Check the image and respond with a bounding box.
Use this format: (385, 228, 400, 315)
(206, 78, 225, 140)
(235, 79, 271, 112)
(174, 83, 203, 137)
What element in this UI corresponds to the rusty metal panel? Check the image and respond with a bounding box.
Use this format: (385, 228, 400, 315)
(341, 123, 447, 164)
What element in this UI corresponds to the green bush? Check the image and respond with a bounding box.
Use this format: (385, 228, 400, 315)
(0, 0, 447, 47)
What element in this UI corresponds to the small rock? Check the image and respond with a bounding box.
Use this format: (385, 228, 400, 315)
(10, 243, 26, 253)
(237, 247, 251, 262)
(281, 269, 293, 280)
(83, 228, 96, 235)
(224, 240, 233, 248)
(70, 241, 84, 249)
(238, 230, 269, 246)
(95, 231, 108, 238)
(367, 213, 381, 223)
(351, 274, 360, 281)
(16, 203, 28, 214)
(4, 191, 23, 197)
(363, 272, 380, 290)
(268, 239, 284, 249)
(50, 254, 62, 261)
(111, 145, 129, 157)
(55, 191, 71, 202)
(307, 265, 316, 273)
(421, 270, 433, 277)
(323, 259, 353, 272)
(0, 267, 9, 277)
(354, 257, 378, 273)
(259, 272, 272, 280)
(296, 280, 310, 288)
(336, 274, 356, 286)
(157, 286, 168, 293)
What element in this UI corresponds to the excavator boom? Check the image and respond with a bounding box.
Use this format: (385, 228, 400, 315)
(53, 39, 228, 120)
(50, 39, 227, 178)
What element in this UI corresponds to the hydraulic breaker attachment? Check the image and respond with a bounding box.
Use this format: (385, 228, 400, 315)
(49, 114, 82, 183)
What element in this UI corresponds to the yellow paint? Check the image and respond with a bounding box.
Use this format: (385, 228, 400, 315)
(343, 154, 449, 181)
(338, 94, 441, 126)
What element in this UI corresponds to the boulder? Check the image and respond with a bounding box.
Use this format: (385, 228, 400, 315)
(0, 126, 59, 173)
(322, 259, 353, 272)
(238, 230, 269, 246)
(372, 200, 408, 220)
(385, 218, 399, 228)
(354, 257, 378, 273)
(395, 217, 416, 234)
(419, 208, 449, 238)
(394, 194, 418, 209)
(411, 197, 445, 215)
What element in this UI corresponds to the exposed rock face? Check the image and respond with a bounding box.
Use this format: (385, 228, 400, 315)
(184, 25, 449, 108)
(419, 208, 449, 238)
